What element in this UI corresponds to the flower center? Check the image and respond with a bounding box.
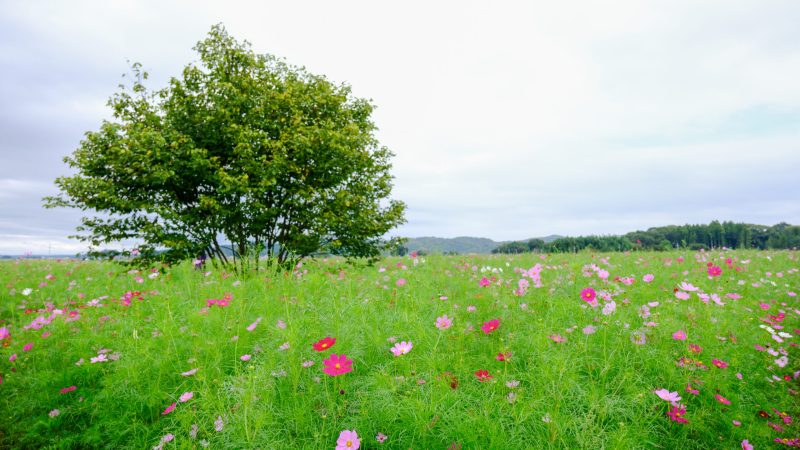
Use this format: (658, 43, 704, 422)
(346, 440, 352, 447)
(335, 363, 341, 369)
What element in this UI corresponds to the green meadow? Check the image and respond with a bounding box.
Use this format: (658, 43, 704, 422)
(0, 250, 797, 449)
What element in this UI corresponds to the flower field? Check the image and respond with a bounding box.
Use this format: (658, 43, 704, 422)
(0, 250, 798, 449)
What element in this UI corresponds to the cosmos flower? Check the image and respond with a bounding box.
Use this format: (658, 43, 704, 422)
(390, 341, 413, 357)
(475, 370, 493, 382)
(481, 319, 500, 334)
(336, 430, 360, 450)
(667, 404, 689, 424)
(323, 354, 353, 376)
(435, 315, 453, 330)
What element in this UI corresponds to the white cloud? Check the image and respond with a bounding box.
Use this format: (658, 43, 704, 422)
(0, 0, 799, 252)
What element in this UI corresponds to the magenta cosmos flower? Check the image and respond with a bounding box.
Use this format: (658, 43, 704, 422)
(481, 319, 500, 334)
(580, 287, 596, 304)
(336, 430, 360, 450)
(323, 354, 353, 376)
(672, 330, 687, 341)
(712, 359, 728, 369)
(667, 404, 689, 424)
(479, 276, 491, 287)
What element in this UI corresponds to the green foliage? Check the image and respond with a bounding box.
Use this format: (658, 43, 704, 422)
(44, 25, 405, 270)
(493, 222, 800, 254)
(0, 250, 797, 449)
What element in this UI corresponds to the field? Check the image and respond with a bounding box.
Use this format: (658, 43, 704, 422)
(0, 250, 798, 449)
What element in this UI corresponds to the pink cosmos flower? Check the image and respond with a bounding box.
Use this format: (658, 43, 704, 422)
(685, 384, 699, 395)
(0, 327, 9, 340)
(376, 432, 387, 443)
(240, 354, 251, 361)
(643, 274, 654, 283)
(479, 277, 491, 287)
(246, 317, 262, 332)
(336, 430, 360, 450)
(323, 354, 353, 376)
(179, 392, 194, 402)
(675, 291, 690, 300)
(162, 402, 176, 415)
(602, 300, 617, 316)
(715, 394, 731, 405)
(435, 315, 453, 330)
(60, 385, 77, 394)
(689, 344, 702, 354)
(9, 354, 17, 363)
(741, 440, 753, 450)
(672, 330, 687, 341)
(708, 266, 722, 277)
(549, 334, 566, 343)
(395, 278, 407, 287)
(49, 409, 60, 418)
(481, 319, 500, 334)
(181, 368, 199, 377)
(653, 388, 682, 404)
(390, 341, 413, 356)
(582, 325, 597, 335)
(22, 342, 33, 352)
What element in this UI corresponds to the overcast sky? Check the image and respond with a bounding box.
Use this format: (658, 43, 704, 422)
(1, 1, 799, 254)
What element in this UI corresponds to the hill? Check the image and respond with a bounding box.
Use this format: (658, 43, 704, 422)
(405, 235, 562, 254)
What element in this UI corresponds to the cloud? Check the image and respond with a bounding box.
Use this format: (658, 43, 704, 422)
(1, 0, 799, 253)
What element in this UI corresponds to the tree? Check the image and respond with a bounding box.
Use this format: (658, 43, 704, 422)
(45, 25, 406, 270)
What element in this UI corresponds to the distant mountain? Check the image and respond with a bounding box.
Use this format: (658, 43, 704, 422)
(404, 235, 562, 254)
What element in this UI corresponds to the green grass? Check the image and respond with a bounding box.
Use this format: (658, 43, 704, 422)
(0, 250, 797, 449)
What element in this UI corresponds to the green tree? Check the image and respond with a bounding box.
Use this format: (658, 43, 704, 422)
(45, 25, 406, 270)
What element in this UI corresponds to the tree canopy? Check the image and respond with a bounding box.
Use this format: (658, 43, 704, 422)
(45, 25, 406, 270)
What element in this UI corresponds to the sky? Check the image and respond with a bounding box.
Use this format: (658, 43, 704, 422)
(1, 0, 799, 254)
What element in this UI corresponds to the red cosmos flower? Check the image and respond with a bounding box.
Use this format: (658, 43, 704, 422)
(313, 336, 336, 352)
(481, 319, 500, 334)
(475, 370, 493, 382)
(60, 385, 77, 394)
(496, 352, 511, 362)
(322, 354, 353, 376)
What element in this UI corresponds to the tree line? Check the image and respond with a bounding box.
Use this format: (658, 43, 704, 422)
(492, 221, 800, 254)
